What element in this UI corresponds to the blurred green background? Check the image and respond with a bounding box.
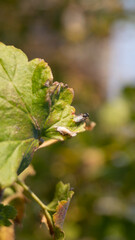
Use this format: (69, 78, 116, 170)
(1, 0, 135, 239)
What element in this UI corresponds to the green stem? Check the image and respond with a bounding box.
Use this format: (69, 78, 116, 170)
(16, 178, 54, 235)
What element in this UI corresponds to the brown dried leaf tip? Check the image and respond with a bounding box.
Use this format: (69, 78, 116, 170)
(53, 199, 70, 229)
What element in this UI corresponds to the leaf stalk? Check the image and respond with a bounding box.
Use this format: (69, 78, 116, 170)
(38, 139, 58, 149)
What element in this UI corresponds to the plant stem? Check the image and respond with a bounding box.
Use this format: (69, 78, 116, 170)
(16, 178, 54, 235)
(38, 139, 58, 149)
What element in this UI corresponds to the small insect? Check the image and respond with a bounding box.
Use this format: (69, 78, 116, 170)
(73, 113, 89, 123)
(73, 113, 96, 131)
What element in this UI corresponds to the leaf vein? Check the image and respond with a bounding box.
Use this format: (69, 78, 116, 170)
(0, 95, 27, 114)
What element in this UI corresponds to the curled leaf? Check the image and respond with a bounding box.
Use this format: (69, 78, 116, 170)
(53, 199, 71, 240)
(47, 182, 74, 240)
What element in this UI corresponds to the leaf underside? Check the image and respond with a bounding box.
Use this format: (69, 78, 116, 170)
(0, 42, 86, 188)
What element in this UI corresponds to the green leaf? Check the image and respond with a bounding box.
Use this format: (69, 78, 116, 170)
(0, 42, 87, 188)
(48, 182, 74, 240)
(0, 204, 17, 226)
(48, 181, 74, 210)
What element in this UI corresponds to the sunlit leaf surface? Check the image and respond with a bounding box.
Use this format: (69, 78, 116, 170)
(0, 43, 86, 188)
